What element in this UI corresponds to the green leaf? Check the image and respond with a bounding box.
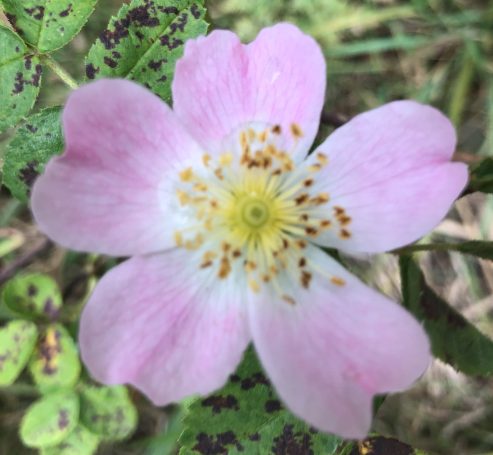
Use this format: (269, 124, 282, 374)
(40, 425, 99, 455)
(20, 390, 79, 448)
(85, 0, 208, 102)
(399, 255, 493, 375)
(1, 0, 98, 52)
(29, 324, 81, 394)
(179, 347, 341, 454)
(3, 106, 63, 202)
(0, 25, 42, 132)
(79, 385, 138, 441)
(2, 273, 62, 320)
(0, 319, 38, 386)
(467, 157, 493, 194)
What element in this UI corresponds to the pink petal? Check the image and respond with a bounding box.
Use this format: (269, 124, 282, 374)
(32, 79, 203, 256)
(172, 23, 326, 159)
(249, 246, 430, 439)
(79, 250, 250, 405)
(306, 101, 468, 253)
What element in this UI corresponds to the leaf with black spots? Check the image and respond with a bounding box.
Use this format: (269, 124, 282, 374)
(20, 391, 79, 448)
(1, 0, 98, 52)
(2, 273, 63, 320)
(0, 319, 38, 386)
(0, 25, 42, 132)
(29, 324, 81, 394)
(85, 0, 208, 102)
(79, 385, 137, 441)
(400, 255, 493, 375)
(40, 425, 99, 455)
(179, 347, 341, 454)
(3, 106, 63, 202)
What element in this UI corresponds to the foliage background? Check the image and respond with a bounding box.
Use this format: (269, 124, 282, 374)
(1, 0, 493, 454)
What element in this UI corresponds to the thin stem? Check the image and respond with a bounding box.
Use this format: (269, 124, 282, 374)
(42, 55, 79, 90)
(392, 243, 459, 255)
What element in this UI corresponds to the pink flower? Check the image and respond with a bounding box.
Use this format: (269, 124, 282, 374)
(32, 23, 467, 438)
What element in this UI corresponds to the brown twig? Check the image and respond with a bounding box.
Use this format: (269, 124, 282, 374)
(0, 237, 51, 285)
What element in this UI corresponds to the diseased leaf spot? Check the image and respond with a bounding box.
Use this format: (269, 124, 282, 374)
(19, 161, 39, 191)
(59, 3, 73, 17)
(58, 409, 70, 429)
(24, 6, 45, 20)
(85, 63, 100, 79)
(103, 56, 118, 68)
(264, 399, 282, 413)
(272, 424, 314, 455)
(202, 394, 239, 414)
(193, 431, 243, 454)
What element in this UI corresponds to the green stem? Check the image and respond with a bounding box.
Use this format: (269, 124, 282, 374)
(0, 383, 39, 397)
(42, 55, 78, 90)
(392, 243, 459, 255)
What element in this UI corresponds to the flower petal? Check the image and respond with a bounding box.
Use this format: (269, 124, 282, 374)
(172, 23, 326, 159)
(305, 101, 468, 253)
(32, 79, 203, 256)
(248, 246, 430, 439)
(79, 249, 250, 405)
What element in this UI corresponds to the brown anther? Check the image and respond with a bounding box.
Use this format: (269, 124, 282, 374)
(313, 193, 330, 204)
(301, 271, 312, 289)
(202, 154, 211, 167)
(179, 167, 194, 182)
(305, 226, 318, 236)
(258, 130, 268, 142)
(320, 220, 332, 228)
(272, 124, 282, 134)
(282, 295, 296, 305)
(333, 206, 345, 216)
(245, 261, 257, 272)
(271, 168, 282, 176)
(177, 190, 189, 205)
(290, 123, 303, 138)
(303, 179, 314, 187)
(232, 249, 242, 258)
(262, 274, 271, 283)
(338, 215, 352, 226)
(309, 163, 322, 172)
(247, 128, 256, 141)
(200, 261, 213, 268)
(330, 276, 346, 286)
(300, 214, 309, 222)
(218, 258, 231, 279)
(298, 257, 306, 268)
(295, 193, 309, 205)
(282, 238, 289, 249)
(194, 182, 208, 192)
(174, 232, 183, 246)
(297, 240, 307, 249)
(339, 229, 352, 239)
(222, 242, 231, 252)
(214, 168, 224, 180)
(249, 279, 260, 293)
(210, 200, 219, 209)
(219, 153, 233, 166)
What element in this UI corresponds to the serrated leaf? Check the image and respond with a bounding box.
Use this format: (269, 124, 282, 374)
(29, 324, 81, 394)
(85, 0, 208, 102)
(2, 273, 62, 320)
(467, 157, 493, 194)
(0, 319, 38, 386)
(400, 255, 493, 375)
(0, 25, 42, 132)
(40, 425, 99, 455)
(3, 106, 63, 202)
(1, 0, 98, 52)
(20, 390, 79, 448)
(79, 385, 137, 441)
(179, 347, 340, 454)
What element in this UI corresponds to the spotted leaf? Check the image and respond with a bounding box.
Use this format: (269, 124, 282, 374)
(3, 107, 63, 202)
(1, 0, 98, 52)
(2, 273, 62, 320)
(179, 347, 341, 454)
(40, 425, 99, 455)
(0, 319, 38, 386)
(85, 0, 208, 102)
(29, 324, 81, 394)
(0, 25, 42, 133)
(79, 385, 137, 442)
(20, 391, 79, 449)
(400, 255, 493, 375)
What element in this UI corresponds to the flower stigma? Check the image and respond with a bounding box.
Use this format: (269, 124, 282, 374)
(173, 123, 351, 300)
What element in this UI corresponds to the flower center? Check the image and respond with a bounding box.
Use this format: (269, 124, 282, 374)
(173, 123, 352, 301)
(239, 196, 270, 229)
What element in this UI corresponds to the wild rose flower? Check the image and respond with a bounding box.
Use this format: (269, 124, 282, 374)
(31, 23, 467, 438)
